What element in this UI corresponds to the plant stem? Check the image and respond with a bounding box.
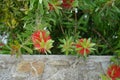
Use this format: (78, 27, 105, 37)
(74, 10, 78, 38)
(60, 24, 65, 34)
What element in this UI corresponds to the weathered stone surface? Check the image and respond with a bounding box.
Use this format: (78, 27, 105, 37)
(47, 60, 70, 66)
(0, 60, 6, 69)
(16, 60, 44, 76)
(0, 55, 111, 80)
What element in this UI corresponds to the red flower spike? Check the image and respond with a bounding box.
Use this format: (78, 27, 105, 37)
(32, 30, 54, 53)
(62, 0, 74, 9)
(78, 48, 90, 55)
(32, 30, 51, 43)
(75, 38, 95, 56)
(107, 64, 120, 80)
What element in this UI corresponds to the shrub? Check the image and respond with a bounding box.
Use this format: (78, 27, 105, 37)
(0, 0, 120, 57)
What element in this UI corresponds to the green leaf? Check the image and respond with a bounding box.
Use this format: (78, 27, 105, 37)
(0, 50, 10, 54)
(90, 43, 96, 47)
(39, 4, 44, 15)
(30, 0, 35, 10)
(113, 5, 120, 13)
(43, 0, 49, 10)
(22, 46, 33, 54)
(17, 34, 23, 43)
(117, 78, 120, 80)
(78, 14, 89, 27)
(73, 0, 79, 7)
(101, 75, 110, 80)
(54, 7, 59, 15)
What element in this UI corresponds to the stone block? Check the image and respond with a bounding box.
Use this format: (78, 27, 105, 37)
(16, 60, 45, 76)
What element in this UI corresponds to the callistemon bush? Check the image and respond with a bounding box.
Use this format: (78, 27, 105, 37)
(75, 38, 95, 56)
(107, 64, 120, 80)
(31, 30, 54, 54)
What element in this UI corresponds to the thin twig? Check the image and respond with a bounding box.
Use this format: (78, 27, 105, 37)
(92, 28, 114, 51)
(74, 10, 77, 35)
(60, 24, 65, 34)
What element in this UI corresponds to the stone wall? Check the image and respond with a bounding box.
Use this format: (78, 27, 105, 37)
(0, 55, 111, 80)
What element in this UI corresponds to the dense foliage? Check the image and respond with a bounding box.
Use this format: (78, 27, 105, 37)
(0, 0, 120, 58)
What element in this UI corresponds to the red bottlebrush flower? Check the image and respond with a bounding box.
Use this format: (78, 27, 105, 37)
(75, 38, 95, 56)
(32, 30, 54, 53)
(32, 30, 51, 43)
(62, 0, 74, 9)
(107, 64, 120, 80)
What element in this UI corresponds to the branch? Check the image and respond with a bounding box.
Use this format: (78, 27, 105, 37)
(92, 28, 114, 51)
(60, 24, 65, 34)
